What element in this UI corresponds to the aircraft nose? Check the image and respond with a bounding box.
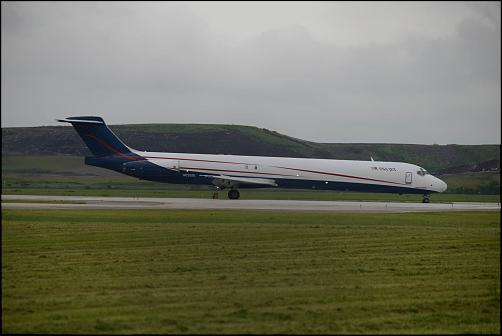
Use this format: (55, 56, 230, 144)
(437, 178, 447, 193)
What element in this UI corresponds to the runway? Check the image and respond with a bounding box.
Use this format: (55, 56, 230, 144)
(2, 195, 500, 212)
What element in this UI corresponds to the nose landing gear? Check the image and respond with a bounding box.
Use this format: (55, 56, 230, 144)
(422, 195, 430, 203)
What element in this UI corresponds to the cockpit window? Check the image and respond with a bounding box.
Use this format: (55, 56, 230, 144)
(417, 168, 429, 176)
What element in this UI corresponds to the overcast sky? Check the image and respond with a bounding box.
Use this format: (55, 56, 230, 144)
(1, 1, 500, 144)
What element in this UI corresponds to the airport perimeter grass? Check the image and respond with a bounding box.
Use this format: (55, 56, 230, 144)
(2, 210, 500, 334)
(2, 186, 500, 203)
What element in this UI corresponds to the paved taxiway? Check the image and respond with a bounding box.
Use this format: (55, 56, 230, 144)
(2, 195, 500, 213)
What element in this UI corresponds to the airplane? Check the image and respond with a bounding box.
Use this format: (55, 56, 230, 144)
(58, 116, 447, 203)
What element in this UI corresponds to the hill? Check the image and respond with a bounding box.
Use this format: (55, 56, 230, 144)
(2, 123, 499, 174)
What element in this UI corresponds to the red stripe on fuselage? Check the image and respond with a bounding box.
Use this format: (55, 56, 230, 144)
(144, 155, 250, 165)
(174, 162, 404, 186)
(274, 166, 404, 185)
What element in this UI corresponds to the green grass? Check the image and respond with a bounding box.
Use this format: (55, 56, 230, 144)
(2, 209, 500, 334)
(1, 155, 107, 175)
(2, 186, 500, 202)
(441, 173, 500, 194)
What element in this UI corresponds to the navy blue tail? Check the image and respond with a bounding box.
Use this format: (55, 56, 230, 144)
(58, 116, 135, 157)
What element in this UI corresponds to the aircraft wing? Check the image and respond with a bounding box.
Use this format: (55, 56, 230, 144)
(201, 174, 278, 188)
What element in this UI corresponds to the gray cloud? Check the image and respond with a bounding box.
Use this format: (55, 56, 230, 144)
(1, 2, 500, 144)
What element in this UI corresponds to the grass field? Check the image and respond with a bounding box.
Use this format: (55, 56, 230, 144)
(2, 209, 500, 334)
(2, 185, 500, 203)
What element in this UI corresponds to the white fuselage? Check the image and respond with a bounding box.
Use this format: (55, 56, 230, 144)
(138, 151, 447, 194)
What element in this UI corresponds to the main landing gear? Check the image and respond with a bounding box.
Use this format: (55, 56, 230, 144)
(422, 195, 430, 203)
(228, 189, 240, 200)
(211, 186, 241, 200)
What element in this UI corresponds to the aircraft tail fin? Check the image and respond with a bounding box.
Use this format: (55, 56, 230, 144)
(57, 116, 135, 157)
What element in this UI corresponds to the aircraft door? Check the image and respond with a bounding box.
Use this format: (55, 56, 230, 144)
(405, 172, 413, 185)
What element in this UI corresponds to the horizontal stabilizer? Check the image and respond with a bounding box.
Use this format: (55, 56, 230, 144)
(57, 118, 104, 124)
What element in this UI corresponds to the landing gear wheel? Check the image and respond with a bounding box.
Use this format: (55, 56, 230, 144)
(422, 196, 430, 203)
(228, 189, 240, 200)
